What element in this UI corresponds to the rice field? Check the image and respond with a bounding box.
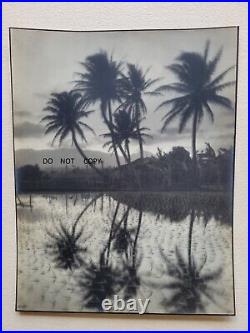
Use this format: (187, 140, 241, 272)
(16, 192, 234, 314)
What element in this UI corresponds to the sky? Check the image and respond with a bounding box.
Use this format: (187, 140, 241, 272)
(11, 27, 238, 156)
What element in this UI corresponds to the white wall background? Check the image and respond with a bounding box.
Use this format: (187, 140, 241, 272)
(2, 2, 248, 331)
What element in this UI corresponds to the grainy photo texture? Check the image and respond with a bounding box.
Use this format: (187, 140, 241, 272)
(10, 27, 238, 314)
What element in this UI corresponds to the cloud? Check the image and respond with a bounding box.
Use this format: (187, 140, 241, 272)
(144, 128, 190, 145)
(15, 110, 32, 118)
(224, 121, 235, 129)
(14, 121, 44, 139)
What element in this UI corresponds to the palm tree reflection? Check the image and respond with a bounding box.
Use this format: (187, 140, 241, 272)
(78, 252, 121, 311)
(156, 247, 223, 313)
(147, 210, 223, 313)
(112, 207, 135, 259)
(46, 195, 100, 270)
(76, 205, 145, 310)
(121, 210, 144, 300)
(46, 222, 87, 270)
(76, 201, 124, 311)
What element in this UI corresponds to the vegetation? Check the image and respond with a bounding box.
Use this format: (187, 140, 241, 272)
(111, 191, 232, 224)
(17, 40, 235, 314)
(102, 108, 151, 163)
(37, 40, 235, 191)
(156, 41, 235, 181)
(119, 64, 160, 159)
(41, 91, 104, 178)
(74, 51, 125, 167)
(147, 246, 223, 313)
(16, 143, 233, 192)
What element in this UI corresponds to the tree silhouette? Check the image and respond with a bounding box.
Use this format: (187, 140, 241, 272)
(74, 51, 128, 167)
(156, 41, 235, 182)
(46, 195, 100, 270)
(122, 210, 144, 300)
(147, 246, 223, 313)
(77, 252, 121, 311)
(120, 64, 160, 159)
(46, 222, 87, 270)
(102, 108, 151, 163)
(41, 90, 103, 177)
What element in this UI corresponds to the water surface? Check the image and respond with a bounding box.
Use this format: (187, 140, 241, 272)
(16, 192, 234, 314)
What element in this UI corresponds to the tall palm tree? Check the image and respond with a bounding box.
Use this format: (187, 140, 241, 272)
(121, 210, 144, 300)
(156, 41, 235, 180)
(41, 90, 104, 178)
(46, 194, 100, 270)
(148, 246, 223, 313)
(120, 64, 160, 159)
(78, 251, 121, 311)
(102, 108, 151, 163)
(46, 221, 87, 271)
(74, 51, 125, 167)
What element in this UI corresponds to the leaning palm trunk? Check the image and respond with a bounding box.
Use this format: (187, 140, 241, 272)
(118, 142, 130, 164)
(106, 201, 120, 264)
(125, 139, 131, 163)
(188, 209, 195, 274)
(72, 131, 105, 179)
(132, 210, 143, 267)
(192, 109, 199, 185)
(72, 194, 102, 234)
(135, 104, 144, 159)
(107, 102, 121, 167)
(104, 102, 130, 165)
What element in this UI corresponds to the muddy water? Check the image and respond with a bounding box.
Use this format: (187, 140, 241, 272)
(16, 192, 234, 314)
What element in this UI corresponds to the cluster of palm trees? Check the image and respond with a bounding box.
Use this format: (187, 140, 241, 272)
(45, 193, 225, 313)
(42, 41, 234, 180)
(46, 194, 144, 310)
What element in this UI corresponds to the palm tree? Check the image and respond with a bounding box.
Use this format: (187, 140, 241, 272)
(120, 210, 144, 300)
(120, 64, 160, 159)
(77, 252, 121, 311)
(41, 90, 104, 178)
(102, 108, 151, 163)
(46, 221, 87, 271)
(45, 194, 100, 270)
(74, 51, 125, 167)
(156, 41, 235, 181)
(158, 247, 223, 313)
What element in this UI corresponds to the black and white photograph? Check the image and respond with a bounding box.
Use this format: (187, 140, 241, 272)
(10, 27, 237, 315)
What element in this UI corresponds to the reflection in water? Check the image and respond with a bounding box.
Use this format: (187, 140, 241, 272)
(153, 247, 223, 314)
(111, 192, 232, 224)
(46, 195, 100, 270)
(16, 192, 234, 314)
(77, 201, 124, 311)
(46, 222, 86, 270)
(78, 252, 120, 311)
(112, 208, 133, 258)
(122, 252, 142, 301)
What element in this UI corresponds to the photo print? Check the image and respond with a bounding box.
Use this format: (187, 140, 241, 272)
(10, 26, 238, 314)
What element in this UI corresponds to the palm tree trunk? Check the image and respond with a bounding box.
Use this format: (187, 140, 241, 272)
(135, 104, 144, 159)
(29, 194, 32, 209)
(72, 131, 105, 179)
(72, 194, 101, 234)
(132, 210, 143, 267)
(125, 139, 131, 163)
(118, 142, 130, 164)
(192, 110, 198, 185)
(65, 193, 68, 214)
(107, 102, 121, 167)
(188, 209, 195, 274)
(106, 201, 120, 264)
(104, 102, 130, 165)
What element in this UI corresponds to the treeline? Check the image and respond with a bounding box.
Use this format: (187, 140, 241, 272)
(40, 41, 235, 186)
(16, 144, 233, 193)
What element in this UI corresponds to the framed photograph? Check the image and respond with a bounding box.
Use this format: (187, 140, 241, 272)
(10, 26, 238, 315)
